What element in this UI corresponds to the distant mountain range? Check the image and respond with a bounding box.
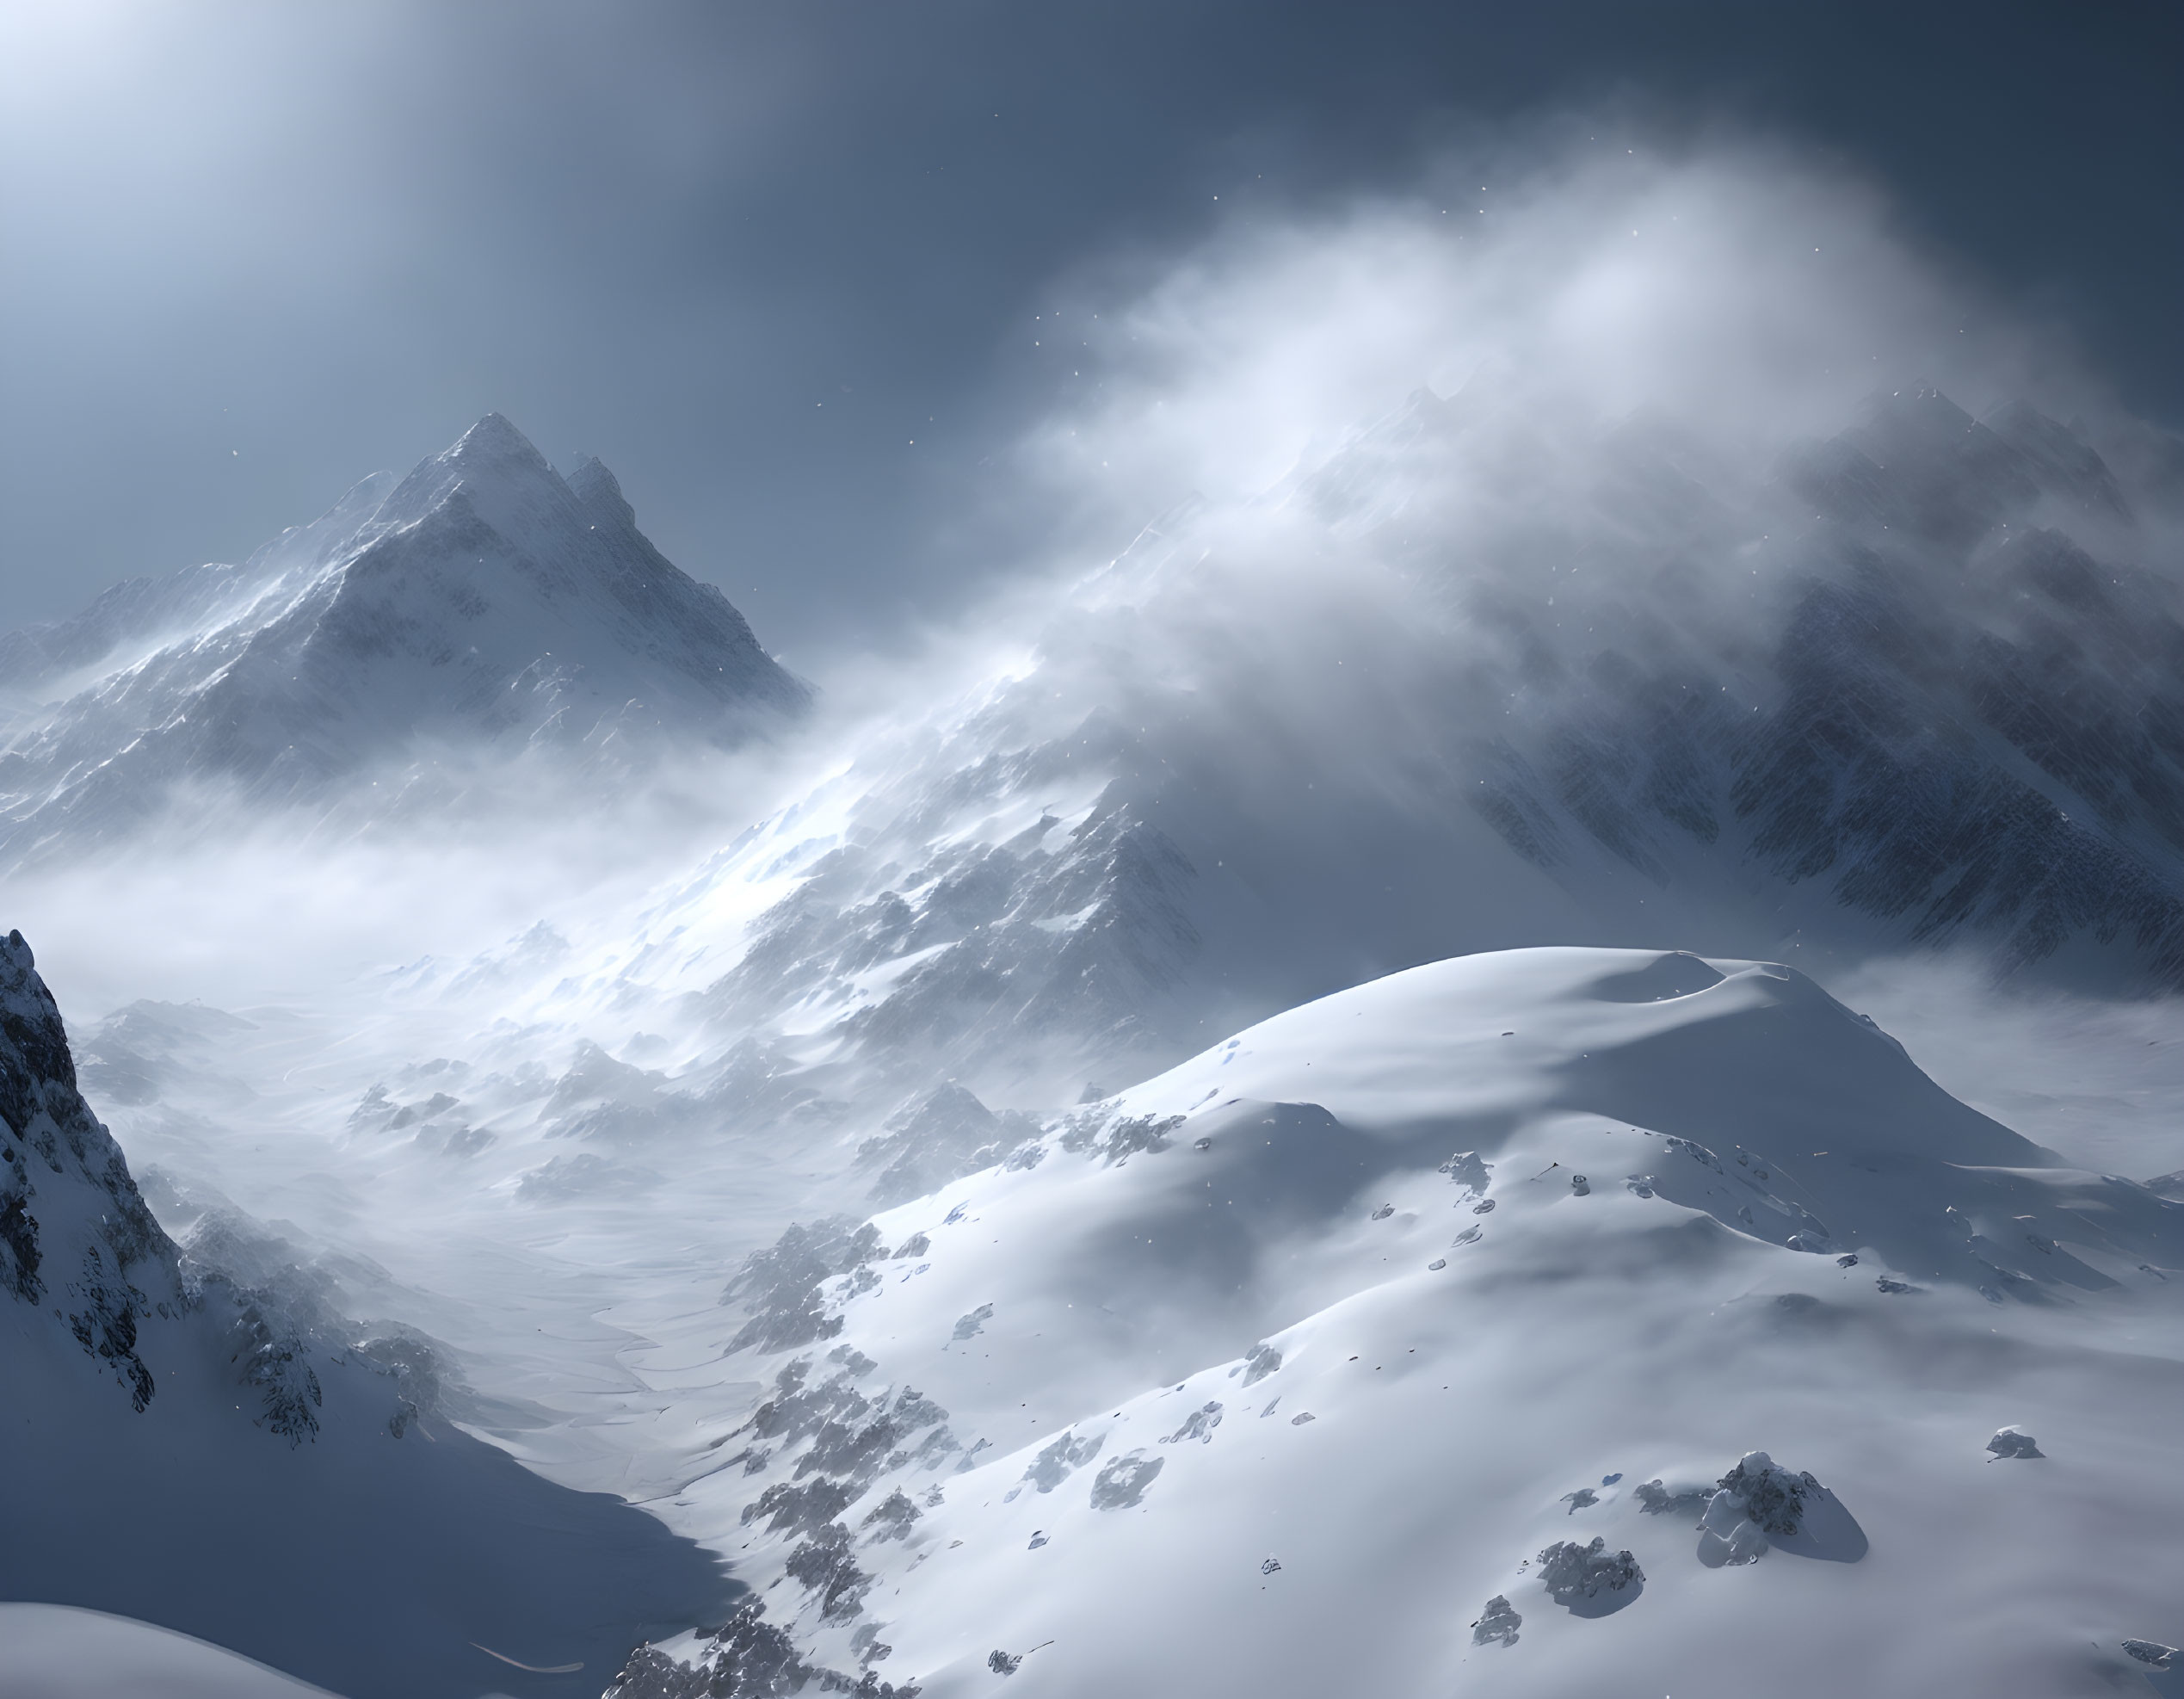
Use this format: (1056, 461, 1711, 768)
(0, 415, 805, 857)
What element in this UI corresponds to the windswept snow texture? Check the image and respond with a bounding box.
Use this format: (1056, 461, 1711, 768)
(616, 948, 2182, 1699)
(1, 930, 728, 1699)
(0, 413, 804, 856)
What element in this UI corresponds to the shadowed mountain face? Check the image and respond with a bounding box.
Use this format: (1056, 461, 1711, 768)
(0, 415, 807, 856)
(1427, 387, 2184, 990)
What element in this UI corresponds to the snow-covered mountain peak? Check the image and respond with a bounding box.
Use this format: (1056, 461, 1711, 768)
(371, 411, 589, 556)
(0, 415, 809, 858)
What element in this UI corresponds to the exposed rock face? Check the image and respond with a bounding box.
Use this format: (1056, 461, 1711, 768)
(0, 414, 807, 856)
(0, 929, 182, 1411)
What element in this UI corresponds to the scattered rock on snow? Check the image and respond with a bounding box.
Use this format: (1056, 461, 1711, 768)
(1089, 1452, 1164, 1510)
(861, 1489, 920, 1541)
(2123, 1640, 2178, 1669)
(989, 1648, 1021, 1674)
(1440, 1150, 1490, 1192)
(1163, 1400, 1223, 1445)
(949, 1302, 994, 1343)
(1694, 1450, 1866, 1566)
(1019, 1429, 1105, 1494)
(1471, 1594, 1522, 1646)
(1634, 1479, 1711, 1520)
(1535, 1538, 1644, 1614)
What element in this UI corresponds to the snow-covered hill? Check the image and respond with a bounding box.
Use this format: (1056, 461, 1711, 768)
(1, 929, 727, 1699)
(612, 948, 2184, 1698)
(0, 415, 806, 858)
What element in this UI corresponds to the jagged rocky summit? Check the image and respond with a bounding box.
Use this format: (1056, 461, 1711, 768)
(1, 927, 728, 1699)
(0, 414, 807, 856)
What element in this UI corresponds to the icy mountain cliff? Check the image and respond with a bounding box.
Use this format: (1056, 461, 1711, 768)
(1, 928, 726, 1699)
(0, 414, 805, 857)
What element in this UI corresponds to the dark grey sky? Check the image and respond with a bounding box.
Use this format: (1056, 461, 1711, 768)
(3, 2, 2179, 660)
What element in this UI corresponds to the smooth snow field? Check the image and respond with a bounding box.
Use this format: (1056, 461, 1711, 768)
(0, 1605, 341, 1698)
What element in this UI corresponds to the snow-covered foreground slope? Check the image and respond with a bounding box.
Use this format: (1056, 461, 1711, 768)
(618, 948, 2184, 1698)
(0, 1604, 339, 1699)
(1, 930, 728, 1699)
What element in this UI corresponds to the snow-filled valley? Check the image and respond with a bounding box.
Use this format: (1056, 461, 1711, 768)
(6, 153, 2184, 1698)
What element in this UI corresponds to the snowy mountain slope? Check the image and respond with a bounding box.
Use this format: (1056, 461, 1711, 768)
(0, 415, 805, 857)
(611, 948, 2184, 1699)
(1425, 388, 2184, 989)
(451, 385, 2184, 1214)
(2, 929, 729, 1699)
(0, 1604, 342, 1699)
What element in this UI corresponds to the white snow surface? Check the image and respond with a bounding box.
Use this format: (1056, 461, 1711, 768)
(0, 1604, 340, 1699)
(632, 948, 2184, 1698)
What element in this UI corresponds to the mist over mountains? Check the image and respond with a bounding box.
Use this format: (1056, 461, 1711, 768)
(5, 146, 2184, 1698)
